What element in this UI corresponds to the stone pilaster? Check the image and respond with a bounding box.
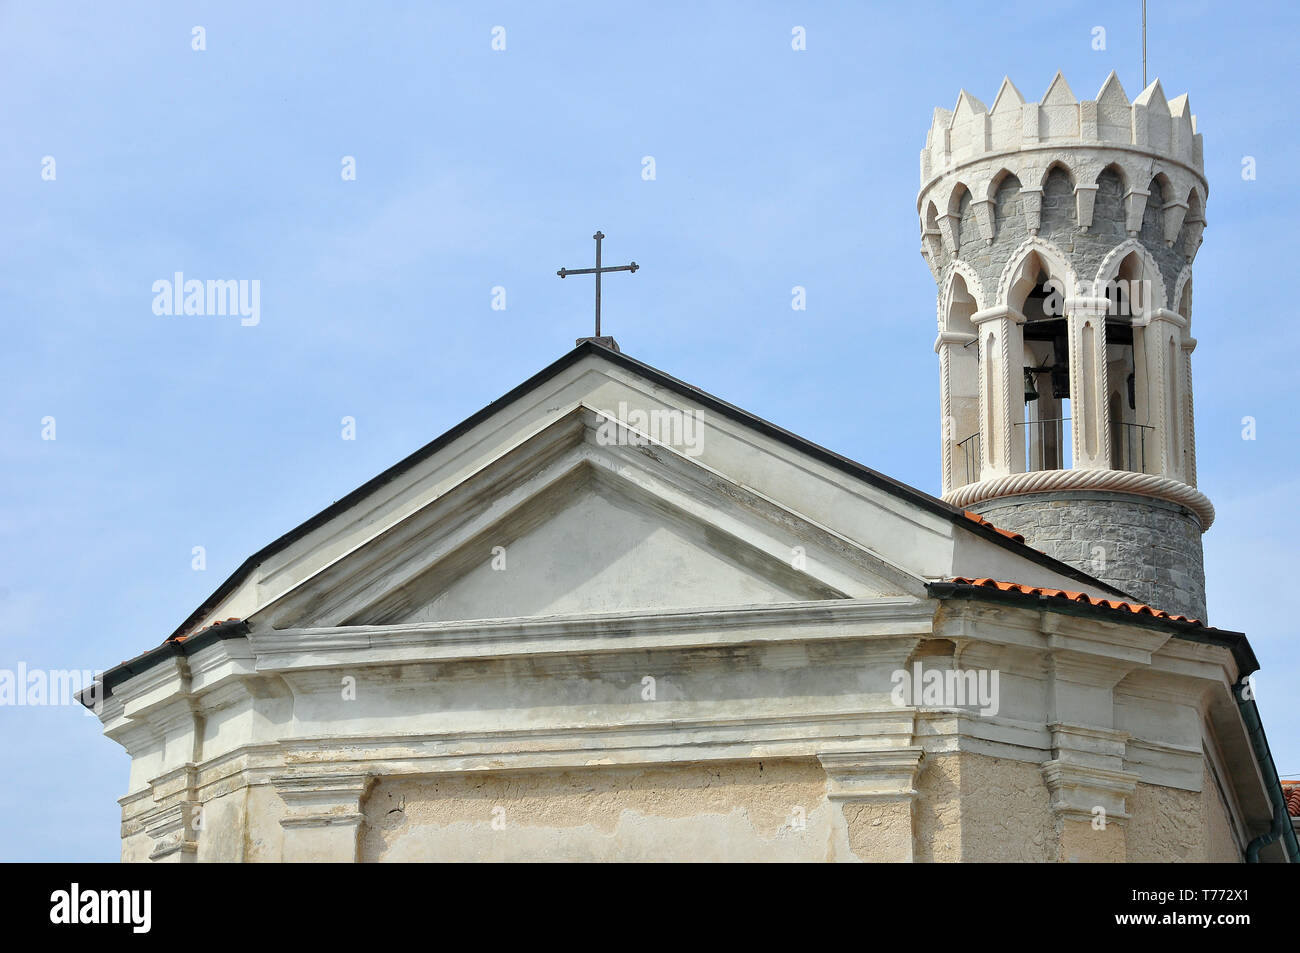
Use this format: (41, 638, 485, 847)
(144, 805, 200, 863)
(1042, 727, 1140, 863)
(274, 774, 374, 863)
(1041, 646, 1143, 862)
(143, 764, 200, 863)
(819, 748, 925, 862)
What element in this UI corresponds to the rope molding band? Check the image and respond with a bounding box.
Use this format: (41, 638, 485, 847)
(943, 468, 1215, 530)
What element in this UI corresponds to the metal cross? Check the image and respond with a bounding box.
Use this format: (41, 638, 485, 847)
(557, 231, 638, 338)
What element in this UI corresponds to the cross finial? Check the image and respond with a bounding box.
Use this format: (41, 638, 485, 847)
(557, 230, 638, 347)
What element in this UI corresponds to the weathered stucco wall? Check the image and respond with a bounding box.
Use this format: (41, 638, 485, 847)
(1203, 768, 1242, 862)
(1126, 766, 1241, 862)
(354, 751, 1092, 863)
(914, 752, 1056, 862)
(196, 787, 247, 863)
(1128, 781, 1203, 861)
(244, 784, 287, 863)
(126, 749, 1245, 862)
(359, 759, 839, 862)
(121, 831, 152, 864)
(913, 754, 962, 862)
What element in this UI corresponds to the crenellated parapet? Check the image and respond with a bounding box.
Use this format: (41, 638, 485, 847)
(919, 71, 1208, 290)
(922, 71, 1203, 181)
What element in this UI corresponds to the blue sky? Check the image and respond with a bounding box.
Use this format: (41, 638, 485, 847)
(2, 1, 1296, 861)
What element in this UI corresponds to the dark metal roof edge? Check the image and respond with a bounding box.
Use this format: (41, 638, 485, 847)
(155, 340, 1115, 647)
(83, 620, 252, 706)
(927, 581, 1258, 675)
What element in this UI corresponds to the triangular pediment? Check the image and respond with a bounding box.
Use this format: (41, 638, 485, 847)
(169, 343, 1122, 647)
(369, 466, 844, 625)
(252, 408, 925, 630)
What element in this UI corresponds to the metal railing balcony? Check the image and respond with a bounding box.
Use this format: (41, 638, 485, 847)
(956, 432, 981, 486)
(1016, 416, 1070, 473)
(956, 418, 1157, 485)
(1116, 421, 1154, 474)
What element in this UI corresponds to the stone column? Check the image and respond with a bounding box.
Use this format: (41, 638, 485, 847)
(1064, 296, 1111, 470)
(1134, 308, 1190, 482)
(936, 329, 978, 492)
(819, 748, 925, 862)
(274, 774, 374, 863)
(970, 306, 1026, 478)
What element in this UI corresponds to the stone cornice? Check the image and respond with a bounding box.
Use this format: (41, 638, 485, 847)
(248, 599, 935, 672)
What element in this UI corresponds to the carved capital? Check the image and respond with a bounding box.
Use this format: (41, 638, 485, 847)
(273, 773, 374, 863)
(818, 747, 925, 803)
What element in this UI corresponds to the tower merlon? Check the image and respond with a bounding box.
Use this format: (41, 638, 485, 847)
(919, 72, 1204, 197)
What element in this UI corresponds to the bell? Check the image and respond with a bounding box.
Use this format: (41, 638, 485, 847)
(1023, 368, 1039, 403)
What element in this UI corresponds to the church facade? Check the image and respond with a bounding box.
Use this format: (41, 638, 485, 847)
(88, 75, 1295, 863)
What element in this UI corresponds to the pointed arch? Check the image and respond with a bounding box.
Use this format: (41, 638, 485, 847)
(1094, 161, 1127, 193)
(996, 236, 1078, 310)
(1039, 164, 1077, 235)
(1093, 238, 1169, 312)
(1039, 160, 1075, 191)
(940, 260, 986, 327)
(1172, 264, 1194, 324)
(1142, 173, 1172, 240)
(1178, 187, 1206, 261)
(947, 181, 972, 217)
(985, 168, 1019, 202)
(1089, 164, 1128, 240)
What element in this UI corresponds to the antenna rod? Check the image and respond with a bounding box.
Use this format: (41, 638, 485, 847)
(1142, 0, 1148, 87)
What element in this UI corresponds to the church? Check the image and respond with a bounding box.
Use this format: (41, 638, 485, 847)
(87, 73, 1295, 862)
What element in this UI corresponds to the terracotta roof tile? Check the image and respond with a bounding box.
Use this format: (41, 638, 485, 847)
(948, 577, 1203, 626)
(168, 617, 241, 645)
(963, 511, 1025, 544)
(1282, 781, 1300, 818)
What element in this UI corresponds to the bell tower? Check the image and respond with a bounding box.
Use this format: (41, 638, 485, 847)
(920, 71, 1211, 619)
